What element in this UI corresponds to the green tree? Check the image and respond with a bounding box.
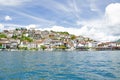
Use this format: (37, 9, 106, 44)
(57, 45, 67, 50)
(40, 45, 47, 50)
(12, 35, 18, 39)
(0, 33, 7, 38)
(0, 43, 2, 49)
(15, 28, 20, 31)
(20, 35, 33, 42)
(71, 35, 76, 40)
(57, 31, 69, 35)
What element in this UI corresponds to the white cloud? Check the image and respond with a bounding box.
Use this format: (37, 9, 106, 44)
(88, 0, 102, 15)
(76, 3, 120, 41)
(38, 25, 81, 35)
(68, 0, 81, 19)
(0, 24, 4, 31)
(11, 10, 55, 25)
(33, 0, 69, 13)
(0, 23, 27, 31)
(38, 3, 120, 42)
(0, 0, 31, 6)
(5, 15, 12, 21)
(0, 2, 119, 42)
(105, 3, 120, 25)
(26, 24, 37, 29)
(89, 0, 98, 11)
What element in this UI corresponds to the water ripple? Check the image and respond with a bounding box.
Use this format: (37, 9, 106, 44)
(91, 70, 116, 78)
(0, 51, 120, 80)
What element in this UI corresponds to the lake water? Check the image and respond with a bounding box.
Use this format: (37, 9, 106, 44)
(0, 51, 120, 80)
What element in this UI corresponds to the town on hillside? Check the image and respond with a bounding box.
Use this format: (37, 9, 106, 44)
(0, 27, 120, 51)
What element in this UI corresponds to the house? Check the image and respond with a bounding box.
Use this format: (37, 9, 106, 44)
(88, 41, 98, 48)
(41, 30, 49, 38)
(28, 29, 35, 38)
(51, 40, 64, 46)
(0, 38, 10, 49)
(10, 41, 18, 49)
(7, 32, 14, 38)
(78, 42, 86, 47)
(27, 42, 37, 49)
(19, 41, 28, 48)
(34, 39, 44, 48)
(116, 42, 120, 47)
(43, 38, 52, 45)
(74, 41, 88, 50)
(98, 42, 117, 48)
(19, 41, 37, 49)
(34, 33, 42, 40)
(76, 36, 85, 41)
(9, 39, 20, 49)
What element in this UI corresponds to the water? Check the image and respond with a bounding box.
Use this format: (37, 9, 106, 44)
(0, 51, 120, 80)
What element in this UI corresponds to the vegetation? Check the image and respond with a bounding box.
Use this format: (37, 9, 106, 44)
(56, 31, 69, 35)
(15, 28, 27, 31)
(15, 28, 20, 31)
(12, 35, 18, 39)
(56, 45, 67, 50)
(70, 35, 76, 40)
(19, 47, 28, 50)
(20, 36, 33, 42)
(50, 30, 55, 33)
(0, 33, 7, 38)
(29, 48, 38, 51)
(40, 45, 47, 50)
(0, 28, 106, 51)
(0, 43, 2, 49)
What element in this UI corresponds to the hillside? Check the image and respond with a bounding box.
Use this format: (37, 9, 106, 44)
(116, 39, 120, 42)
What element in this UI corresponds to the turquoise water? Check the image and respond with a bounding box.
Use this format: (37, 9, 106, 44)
(0, 51, 120, 80)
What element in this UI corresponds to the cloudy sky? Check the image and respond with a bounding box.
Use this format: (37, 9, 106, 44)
(0, 0, 120, 41)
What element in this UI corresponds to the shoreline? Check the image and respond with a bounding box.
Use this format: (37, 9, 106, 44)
(0, 48, 120, 52)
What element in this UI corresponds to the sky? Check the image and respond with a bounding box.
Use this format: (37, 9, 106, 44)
(0, 0, 120, 41)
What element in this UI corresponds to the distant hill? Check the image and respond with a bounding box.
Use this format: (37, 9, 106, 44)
(116, 39, 120, 42)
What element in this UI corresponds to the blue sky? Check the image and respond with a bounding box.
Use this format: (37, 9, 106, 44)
(0, 0, 120, 41)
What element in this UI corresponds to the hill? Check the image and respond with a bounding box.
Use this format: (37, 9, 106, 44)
(116, 39, 120, 42)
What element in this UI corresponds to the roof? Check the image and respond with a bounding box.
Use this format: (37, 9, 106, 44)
(0, 41, 10, 44)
